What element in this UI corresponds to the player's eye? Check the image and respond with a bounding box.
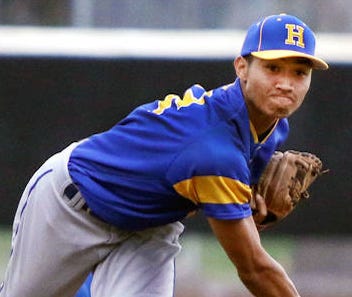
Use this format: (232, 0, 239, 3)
(295, 68, 310, 77)
(265, 63, 280, 72)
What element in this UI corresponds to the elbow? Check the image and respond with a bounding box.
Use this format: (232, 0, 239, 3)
(235, 253, 276, 287)
(237, 262, 264, 287)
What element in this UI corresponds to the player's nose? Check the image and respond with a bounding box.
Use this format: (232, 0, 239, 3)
(275, 74, 294, 91)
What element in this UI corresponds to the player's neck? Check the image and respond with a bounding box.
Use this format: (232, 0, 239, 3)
(248, 111, 278, 136)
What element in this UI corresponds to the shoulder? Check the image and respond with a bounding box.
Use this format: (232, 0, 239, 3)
(166, 122, 250, 184)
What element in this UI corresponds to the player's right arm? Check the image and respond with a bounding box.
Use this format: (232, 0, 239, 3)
(207, 216, 301, 297)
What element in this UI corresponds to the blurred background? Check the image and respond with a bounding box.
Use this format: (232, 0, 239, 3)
(0, 1, 351, 296)
(0, 0, 351, 31)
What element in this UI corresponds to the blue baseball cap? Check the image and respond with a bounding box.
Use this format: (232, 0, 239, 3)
(241, 14, 328, 70)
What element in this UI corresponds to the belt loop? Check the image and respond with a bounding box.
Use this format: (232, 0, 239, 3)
(63, 183, 101, 222)
(64, 183, 85, 211)
(64, 183, 79, 199)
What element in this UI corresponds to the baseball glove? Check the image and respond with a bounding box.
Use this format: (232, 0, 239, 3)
(252, 150, 328, 230)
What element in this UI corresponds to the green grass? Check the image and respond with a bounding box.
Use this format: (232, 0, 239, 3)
(262, 235, 295, 271)
(179, 232, 295, 282)
(0, 226, 296, 284)
(0, 226, 11, 279)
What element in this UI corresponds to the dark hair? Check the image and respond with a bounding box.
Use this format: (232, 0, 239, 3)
(242, 54, 254, 65)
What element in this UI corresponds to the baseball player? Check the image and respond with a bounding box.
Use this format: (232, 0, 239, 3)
(1, 14, 327, 297)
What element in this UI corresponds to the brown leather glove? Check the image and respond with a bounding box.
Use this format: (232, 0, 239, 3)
(252, 150, 328, 230)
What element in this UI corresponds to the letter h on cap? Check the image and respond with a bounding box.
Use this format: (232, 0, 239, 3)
(285, 24, 305, 48)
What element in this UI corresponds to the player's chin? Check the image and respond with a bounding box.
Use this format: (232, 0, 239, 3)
(266, 107, 289, 119)
(273, 105, 299, 118)
(275, 109, 291, 118)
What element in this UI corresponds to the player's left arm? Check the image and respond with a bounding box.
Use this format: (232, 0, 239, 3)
(207, 216, 300, 297)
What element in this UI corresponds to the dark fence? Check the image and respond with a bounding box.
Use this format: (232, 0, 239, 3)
(1, 57, 351, 235)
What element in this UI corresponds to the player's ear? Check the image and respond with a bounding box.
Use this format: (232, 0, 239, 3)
(234, 56, 249, 81)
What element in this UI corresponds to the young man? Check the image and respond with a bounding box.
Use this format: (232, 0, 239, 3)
(1, 14, 328, 297)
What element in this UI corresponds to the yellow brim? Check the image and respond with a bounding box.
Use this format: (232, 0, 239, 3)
(251, 50, 328, 70)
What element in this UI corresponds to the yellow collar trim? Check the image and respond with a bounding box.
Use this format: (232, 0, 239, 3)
(250, 120, 279, 143)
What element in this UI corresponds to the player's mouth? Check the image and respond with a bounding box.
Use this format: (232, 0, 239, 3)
(271, 94, 295, 106)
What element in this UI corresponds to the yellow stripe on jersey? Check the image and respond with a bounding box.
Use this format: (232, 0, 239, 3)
(250, 119, 279, 143)
(173, 176, 251, 205)
(153, 94, 179, 115)
(152, 85, 207, 115)
(176, 88, 205, 109)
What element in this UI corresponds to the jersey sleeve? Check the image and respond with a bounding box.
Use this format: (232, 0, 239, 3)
(173, 175, 252, 219)
(166, 125, 252, 220)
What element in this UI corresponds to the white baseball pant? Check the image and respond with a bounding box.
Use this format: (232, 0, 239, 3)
(0, 143, 184, 297)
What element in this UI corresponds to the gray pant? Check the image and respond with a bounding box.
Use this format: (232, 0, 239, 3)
(0, 143, 184, 297)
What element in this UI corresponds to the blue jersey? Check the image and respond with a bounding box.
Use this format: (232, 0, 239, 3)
(68, 79, 289, 230)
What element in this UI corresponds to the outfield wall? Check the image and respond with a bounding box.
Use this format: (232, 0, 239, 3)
(0, 28, 351, 235)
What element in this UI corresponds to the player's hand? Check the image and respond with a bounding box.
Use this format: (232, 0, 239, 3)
(250, 192, 267, 230)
